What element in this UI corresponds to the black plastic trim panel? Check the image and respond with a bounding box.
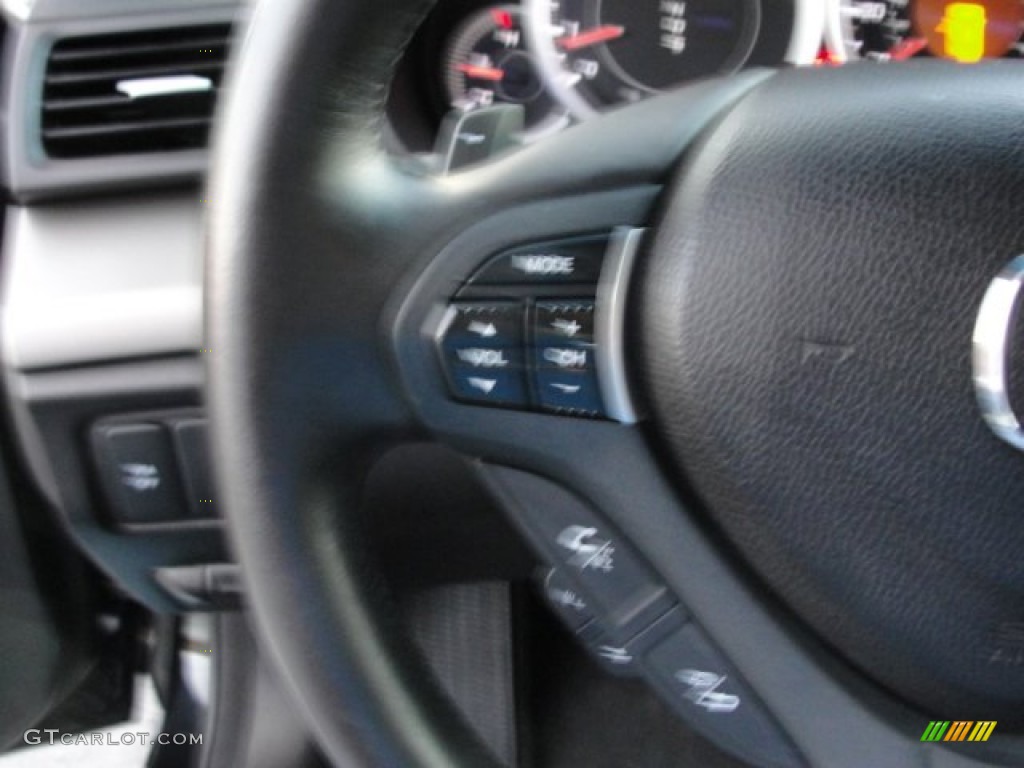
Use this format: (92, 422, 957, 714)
(5, 356, 224, 611)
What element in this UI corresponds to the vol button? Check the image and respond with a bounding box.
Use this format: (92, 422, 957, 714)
(448, 368, 528, 406)
(438, 303, 529, 407)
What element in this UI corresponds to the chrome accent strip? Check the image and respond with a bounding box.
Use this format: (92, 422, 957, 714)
(596, 227, 643, 424)
(785, 0, 826, 66)
(116, 74, 212, 99)
(822, 0, 849, 64)
(972, 254, 1024, 451)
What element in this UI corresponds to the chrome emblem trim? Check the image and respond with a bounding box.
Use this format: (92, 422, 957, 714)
(972, 255, 1024, 451)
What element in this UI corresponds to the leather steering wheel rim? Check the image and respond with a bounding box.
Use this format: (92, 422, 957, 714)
(206, 2, 766, 763)
(207, 1, 1024, 766)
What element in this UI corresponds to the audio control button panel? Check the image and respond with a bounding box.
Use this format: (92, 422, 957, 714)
(436, 233, 614, 418)
(437, 298, 603, 416)
(433, 228, 643, 423)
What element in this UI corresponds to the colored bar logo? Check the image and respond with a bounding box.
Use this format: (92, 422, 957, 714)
(921, 721, 997, 742)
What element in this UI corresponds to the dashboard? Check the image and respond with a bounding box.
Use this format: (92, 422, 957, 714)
(0, 1, 1019, 762)
(390, 0, 822, 153)
(0, 0, 1023, 613)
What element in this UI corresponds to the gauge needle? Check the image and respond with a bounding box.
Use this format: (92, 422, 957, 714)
(889, 37, 928, 60)
(456, 63, 505, 81)
(557, 24, 626, 51)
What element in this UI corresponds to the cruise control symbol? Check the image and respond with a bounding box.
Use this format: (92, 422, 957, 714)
(547, 584, 587, 612)
(555, 525, 615, 573)
(674, 669, 741, 713)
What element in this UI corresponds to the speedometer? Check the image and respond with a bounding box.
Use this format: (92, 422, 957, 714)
(525, 0, 822, 118)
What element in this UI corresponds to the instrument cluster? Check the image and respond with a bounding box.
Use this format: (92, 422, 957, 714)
(395, 0, 1022, 154)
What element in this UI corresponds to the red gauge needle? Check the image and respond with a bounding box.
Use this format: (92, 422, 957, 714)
(889, 37, 928, 60)
(456, 63, 505, 81)
(557, 24, 626, 51)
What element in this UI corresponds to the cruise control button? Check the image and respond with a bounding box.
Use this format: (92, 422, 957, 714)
(535, 301, 595, 344)
(483, 466, 678, 643)
(585, 608, 685, 678)
(470, 235, 608, 285)
(540, 568, 596, 633)
(447, 368, 528, 406)
(535, 369, 604, 416)
(645, 624, 805, 768)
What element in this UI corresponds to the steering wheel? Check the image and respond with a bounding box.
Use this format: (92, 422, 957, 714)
(206, 0, 1024, 766)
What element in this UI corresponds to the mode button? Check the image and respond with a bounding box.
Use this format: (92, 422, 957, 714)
(470, 235, 608, 285)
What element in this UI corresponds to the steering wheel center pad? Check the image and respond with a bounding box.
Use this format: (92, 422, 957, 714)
(642, 61, 1024, 723)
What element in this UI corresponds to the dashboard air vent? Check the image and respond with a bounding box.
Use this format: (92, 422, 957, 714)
(41, 23, 232, 159)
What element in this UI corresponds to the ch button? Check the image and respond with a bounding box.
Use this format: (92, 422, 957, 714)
(439, 303, 528, 407)
(533, 301, 603, 416)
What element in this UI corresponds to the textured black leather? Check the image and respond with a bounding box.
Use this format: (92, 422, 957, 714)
(640, 61, 1024, 724)
(204, 0, 770, 765)
(206, 1, 507, 766)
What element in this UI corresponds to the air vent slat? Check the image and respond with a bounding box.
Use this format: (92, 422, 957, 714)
(49, 37, 228, 64)
(45, 61, 223, 87)
(41, 23, 232, 159)
(44, 90, 218, 113)
(43, 116, 210, 139)
(44, 94, 132, 112)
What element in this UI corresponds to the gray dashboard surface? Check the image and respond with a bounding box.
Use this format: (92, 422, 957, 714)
(2, 193, 203, 370)
(1, 0, 238, 22)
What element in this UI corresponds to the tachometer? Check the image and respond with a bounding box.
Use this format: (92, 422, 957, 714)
(443, 5, 569, 141)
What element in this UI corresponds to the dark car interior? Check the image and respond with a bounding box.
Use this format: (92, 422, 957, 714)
(0, 0, 1023, 766)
